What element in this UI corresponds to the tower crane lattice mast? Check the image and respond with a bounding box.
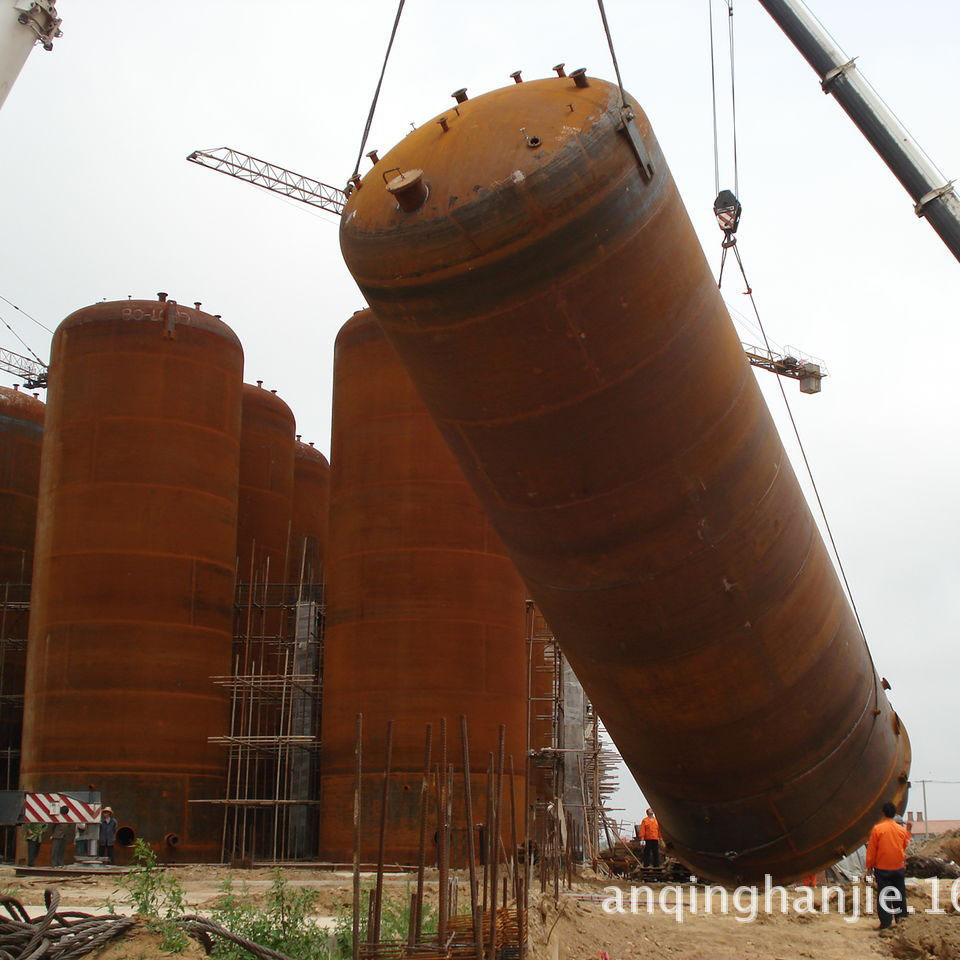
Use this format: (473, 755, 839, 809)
(186, 148, 346, 216)
(185, 147, 825, 393)
(0, 347, 47, 388)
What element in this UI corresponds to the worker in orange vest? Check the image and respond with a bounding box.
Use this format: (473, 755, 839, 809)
(866, 801, 910, 930)
(640, 808, 661, 868)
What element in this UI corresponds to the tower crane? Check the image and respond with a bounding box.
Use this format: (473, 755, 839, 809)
(0, 347, 46, 388)
(186, 146, 825, 393)
(186, 148, 345, 216)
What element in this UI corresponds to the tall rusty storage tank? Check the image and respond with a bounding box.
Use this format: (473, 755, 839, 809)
(21, 298, 244, 861)
(237, 384, 296, 585)
(0, 385, 44, 794)
(291, 441, 329, 586)
(318, 310, 528, 865)
(339, 77, 911, 882)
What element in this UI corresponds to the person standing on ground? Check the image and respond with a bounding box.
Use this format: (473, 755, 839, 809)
(640, 808, 661, 868)
(50, 807, 72, 868)
(24, 821, 47, 867)
(866, 801, 910, 930)
(98, 807, 117, 863)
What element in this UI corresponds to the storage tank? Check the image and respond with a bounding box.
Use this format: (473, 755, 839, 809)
(318, 310, 528, 864)
(237, 383, 295, 586)
(0, 385, 44, 792)
(20, 296, 243, 861)
(291, 441, 329, 586)
(338, 76, 911, 881)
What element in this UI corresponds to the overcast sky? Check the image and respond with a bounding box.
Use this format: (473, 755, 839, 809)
(2, 0, 958, 826)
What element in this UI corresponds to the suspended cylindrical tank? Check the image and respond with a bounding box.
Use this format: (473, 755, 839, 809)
(318, 310, 528, 865)
(291, 441, 329, 586)
(339, 76, 910, 881)
(0, 385, 44, 791)
(21, 297, 243, 861)
(237, 383, 295, 587)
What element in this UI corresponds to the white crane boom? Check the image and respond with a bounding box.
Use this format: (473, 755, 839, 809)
(0, 1, 61, 111)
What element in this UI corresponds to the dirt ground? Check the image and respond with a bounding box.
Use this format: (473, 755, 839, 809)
(528, 880, 960, 960)
(91, 923, 209, 960)
(911, 828, 960, 864)
(1, 865, 958, 959)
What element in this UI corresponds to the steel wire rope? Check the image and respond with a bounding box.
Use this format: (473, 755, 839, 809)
(708, 0, 721, 196)
(708, 1, 739, 199)
(0, 889, 309, 960)
(725, 0, 739, 197)
(595, 0, 628, 110)
(348, 0, 406, 188)
(0, 293, 53, 335)
(707, 0, 872, 668)
(0, 311, 45, 366)
(728, 243, 876, 682)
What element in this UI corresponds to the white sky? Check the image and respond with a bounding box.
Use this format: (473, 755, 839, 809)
(1, 1, 958, 824)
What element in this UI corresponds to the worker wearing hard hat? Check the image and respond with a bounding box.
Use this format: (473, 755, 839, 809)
(866, 801, 910, 930)
(640, 808, 661, 868)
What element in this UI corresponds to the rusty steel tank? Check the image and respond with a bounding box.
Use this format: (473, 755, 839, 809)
(338, 75, 911, 881)
(318, 310, 528, 865)
(291, 441, 329, 586)
(237, 383, 296, 586)
(0, 385, 44, 789)
(21, 296, 243, 861)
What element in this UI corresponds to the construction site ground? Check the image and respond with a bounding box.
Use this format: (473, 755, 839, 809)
(1, 864, 959, 959)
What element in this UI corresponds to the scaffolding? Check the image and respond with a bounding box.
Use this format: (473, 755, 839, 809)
(0, 581, 29, 861)
(203, 555, 324, 864)
(525, 602, 619, 864)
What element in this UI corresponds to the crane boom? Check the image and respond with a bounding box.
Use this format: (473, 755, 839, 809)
(742, 342, 824, 393)
(1, 0, 61, 110)
(186, 147, 346, 216)
(0, 346, 47, 388)
(758, 0, 960, 263)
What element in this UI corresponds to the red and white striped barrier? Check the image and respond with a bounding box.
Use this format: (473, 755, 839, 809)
(23, 793, 101, 824)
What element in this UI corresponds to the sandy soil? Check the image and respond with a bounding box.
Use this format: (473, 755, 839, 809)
(1, 865, 957, 959)
(911, 828, 960, 864)
(92, 923, 209, 960)
(527, 880, 960, 960)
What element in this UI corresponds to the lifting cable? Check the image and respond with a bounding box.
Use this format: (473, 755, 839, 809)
(726, 245, 872, 651)
(708, 4, 875, 662)
(709, 0, 742, 284)
(708, 0, 739, 195)
(0, 310, 45, 365)
(0, 292, 53, 334)
(596, 0, 628, 110)
(347, 0, 406, 191)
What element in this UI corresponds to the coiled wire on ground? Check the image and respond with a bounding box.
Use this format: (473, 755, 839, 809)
(0, 890, 299, 960)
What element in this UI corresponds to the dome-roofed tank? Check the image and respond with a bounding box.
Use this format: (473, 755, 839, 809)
(318, 310, 528, 864)
(0, 385, 44, 584)
(339, 75, 910, 882)
(21, 296, 243, 861)
(0, 385, 44, 805)
(291, 441, 329, 587)
(237, 384, 296, 586)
